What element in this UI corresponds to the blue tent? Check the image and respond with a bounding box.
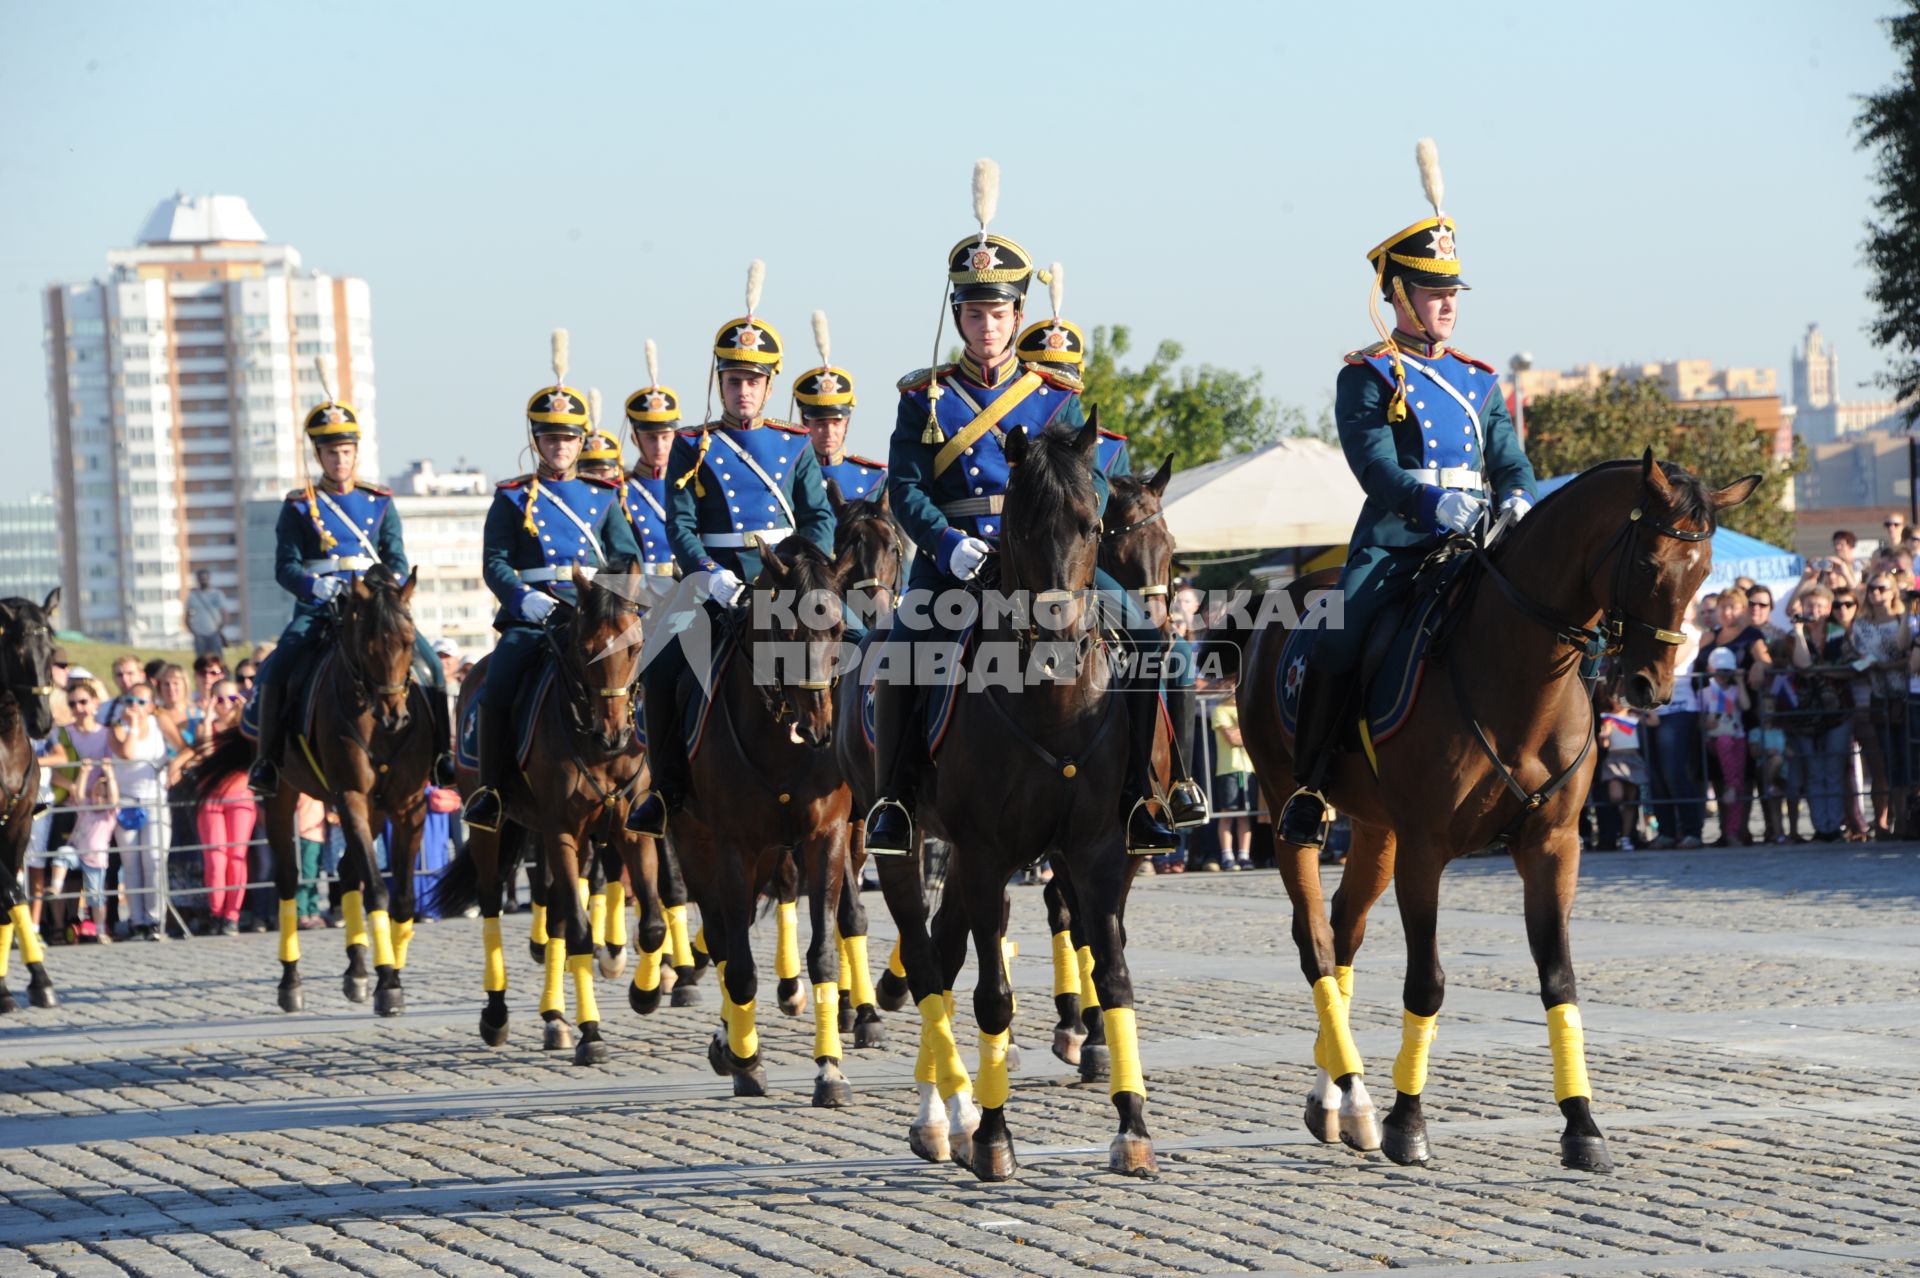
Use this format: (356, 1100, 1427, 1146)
(1533, 474, 1801, 589)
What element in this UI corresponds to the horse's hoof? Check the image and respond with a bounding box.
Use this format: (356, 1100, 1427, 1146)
(1339, 1105, 1383, 1153)
(876, 970, 909, 1013)
(658, 963, 678, 995)
(277, 983, 304, 1014)
(1561, 1132, 1615, 1173)
(708, 1029, 730, 1076)
(853, 1018, 886, 1050)
(732, 1064, 768, 1098)
(971, 1134, 1018, 1182)
(812, 1073, 853, 1109)
(479, 1012, 510, 1047)
(343, 974, 370, 1005)
(1005, 1041, 1023, 1074)
(671, 981, 701, 1008)
(629, 982, 661, 1016)
(28, 979, 58, 1010)
(776, 977, 806, 1017)
(574, 1034, 610, 1066)
(838, 1005, 855, 1035)
(1382, 1122, 1431, 1167)
(528, 939, 545, 964)
(1052, 1026, 1085, 1066)
(1078, 1044, 1110, 1083)
(0, 986, 15, 1014)
(1304, 1094, 1341, 1144)
(908, 1122, 951, 1164)
(542, 1017, 574, 1051)
(1109, 1133, 1159, 1178)
(373, 985, 405, 1018)
(596, 946, 626, 981)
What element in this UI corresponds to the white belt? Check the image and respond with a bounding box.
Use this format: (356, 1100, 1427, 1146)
(705, 528, 792, 549)
(306, 555, 375, 573)
(1408, 466, 1482, 490)
(520, 565, 597, 584)
(642, 562, 677, 576)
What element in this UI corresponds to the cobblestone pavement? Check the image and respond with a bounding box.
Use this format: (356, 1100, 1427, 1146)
(2, 845, 1917, 1276)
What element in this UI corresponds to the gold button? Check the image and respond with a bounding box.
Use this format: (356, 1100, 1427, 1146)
(1062, 763, 1077, 778)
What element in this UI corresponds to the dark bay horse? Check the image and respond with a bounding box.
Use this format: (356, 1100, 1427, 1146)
(257, 568, 433, 1018)
(1239, 453, 1757, 1171)
(0, 590, 60, 1013)
(672, 536, 858, 1105)
(445, 567, 665, 1064)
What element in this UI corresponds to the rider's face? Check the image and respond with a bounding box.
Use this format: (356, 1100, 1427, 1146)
(958, 300, 1020, 363)
(1396, 286, 1459, 342)
(807, 415, 848, 459)
(634, 431, 673, 473)
(536, 432, 582, 471)
(720, 370, 770, 420)
(316, 441, 358, 485)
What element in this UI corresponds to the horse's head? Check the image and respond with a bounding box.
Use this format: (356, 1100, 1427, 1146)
(1002, 418, 1104, 641)
(0, 588, 60, 739)
(829, 479, 904, 622)
(342, 567, 418, 733)
(1100, 454, 1176, 629)
(753, 536, 853, 750)
(569, 565, 645, 753)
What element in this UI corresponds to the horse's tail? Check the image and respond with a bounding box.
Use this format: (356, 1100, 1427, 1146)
(434, 824, 526, 915)
(172, 728, 254, 807)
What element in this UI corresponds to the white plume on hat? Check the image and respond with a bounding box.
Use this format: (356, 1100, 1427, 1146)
(811, 310, 831, 366)
(1415, 137, 1445, 217)
(551, 327, 570, 384)
(314, 354, 337, 403)
(1048, 261, 1065, 322)
(588, 387, 603, 430)
(972, 157, 1000, 244)
(645, 338, 660, 388)
(745, 259, 766, 319)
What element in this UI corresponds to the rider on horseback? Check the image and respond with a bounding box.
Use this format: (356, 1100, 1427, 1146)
(619, 339, 688, 582)
(248, 364, 454, 797)
(624, 263, 837, 839)
(795, 313, 886, 504)
(462, 331, 643, 834)
(1014, 265, 1132, 478)
(1277, 139, 1538, 848)
(863, 160, 1205, 859)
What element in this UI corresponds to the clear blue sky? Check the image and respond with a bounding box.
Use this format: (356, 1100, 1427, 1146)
(0, 1, 1901, 498)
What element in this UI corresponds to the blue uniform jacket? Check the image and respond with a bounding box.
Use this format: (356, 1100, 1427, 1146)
(620, 469, 680, 578)
(274, 482, 407, 614)
(819, 452, 887, 503)
(1095, 429, 1132, 476)
(1336, 344, 1536, 550)
(481, 472, 641, 628)
(664, 419, 835, 581)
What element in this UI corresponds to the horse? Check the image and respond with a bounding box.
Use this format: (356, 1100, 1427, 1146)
(0, 590, 60, 1013)
(894, 418, 1159, 1182)
(443, 566, 665, 1064)
(669, 536, 859, 1105)
(1237, 452, 1757, 1171)
(256, 568, 435, 1018)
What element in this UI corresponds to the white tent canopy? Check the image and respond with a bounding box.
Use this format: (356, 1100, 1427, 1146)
(1160, 438, 1365, 552)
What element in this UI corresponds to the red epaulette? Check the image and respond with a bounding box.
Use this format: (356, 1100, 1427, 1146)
(1344, 340, 1392, 365)
(496, 474, 530, 491)
(1097, 428, 1128, 442)
(1028, 365, 1081, 392)
(1447, 349, 1496, 373)
(579, 473, 622, 489)
(895, 364, 952, 393)
(846, 453, 886, 469)
(675, 426, 708, 441)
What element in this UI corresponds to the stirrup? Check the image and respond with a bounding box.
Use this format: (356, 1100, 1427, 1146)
(626, 791, 670, 839)
(464, 786, 504, 834)
(432, 752, 456, 787)
(1278, 787, 1331, 849)
(1125, 797, 1179, 855)
(247, 758, 280, 799)
(863, 799, 915, 856)
(1167, 778, 1211, 829)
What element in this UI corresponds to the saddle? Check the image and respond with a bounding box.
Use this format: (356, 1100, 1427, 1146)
(242, 612, 438, 745)
(858, 625, 975, 759)
(456, 659, 561, 772)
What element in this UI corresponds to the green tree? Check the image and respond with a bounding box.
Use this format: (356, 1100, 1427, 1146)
(1522, 375, 1805, 547)
(1857, 2, 1920, 422)
(1080, 325, 1286, 471)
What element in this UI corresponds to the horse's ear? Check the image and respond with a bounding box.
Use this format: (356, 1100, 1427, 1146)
(1146, 454, 1174, 497)
(1711, 474, 1763, 510)
(1641, 448, 1674, 502)
(398, 567, 418, 605)
(825, 477, 847, 519)
(1074, 420, 1099, 460)
(571, 566, 593, 595)
(41, 587, 60, 621)
(1640, 447, 1657, 486)
(759, 542, 791, 586)
(832, 541, 860, 588)
(869, 485, 890, 515)
(1004, 426, 1030, 467)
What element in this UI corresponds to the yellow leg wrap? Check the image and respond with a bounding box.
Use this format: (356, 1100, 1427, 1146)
(1547, 1002, 1592, 1102)
(916, 992, 973, 1100)
(913, 1019, 938, 1085)
(886, 938, 905, 979)
(368, 909, 396, 970)
(836, 935, 853, 992)
(1077, 946, 1101, 1010)
(1315, 965, 1358, 1074)
(1103, 1006, 1146, 1099)
(10, 904, 43, 966)
(813, 982, 841, 1060)
(0, 921, 12, 978)
(1312, 975, 1365, 1079)
(278, 899, 301, 965)
(977, 1028, 1012, 1108)
(342, 890, 368, 951)
(943, 988, 956, 1021)
(394, 917, 415, 969)
(530, 902, 549, 948)
(843, 933, 876, 1009)
(1392, 1009, 1439, 1096)
(604, 890, 625, 953)
(1051, 930, 1078, 998)
(632, 940, 663, 992)
(568, 953, 600, 1025)
(575, 877, 590, 912)
(588, 891, 608, 949)
(775, 900, 802, 982)
(727, 995, 759, 1059)
(483, 917, 507, 993)
(540, 938, 566, 1015)
(666, 903, 694, 968)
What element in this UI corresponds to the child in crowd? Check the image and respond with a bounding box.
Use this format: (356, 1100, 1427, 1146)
(1702, 646, 1753, 845)
(1757, 634, 1799, 843)
(1597, 700, 1648, 850)
(1211, 691, 1254, 870)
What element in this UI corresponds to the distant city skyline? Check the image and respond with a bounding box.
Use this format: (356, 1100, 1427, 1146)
(2, 2, 1903, 500)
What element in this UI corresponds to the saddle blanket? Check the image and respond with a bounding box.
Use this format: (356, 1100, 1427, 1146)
(1277, 583, 1449, 763)
(859, 626, 973, 759)
(456, 662, 559, 772)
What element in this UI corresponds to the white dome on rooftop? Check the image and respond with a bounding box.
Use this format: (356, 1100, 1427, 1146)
(136, 192, 267, 245)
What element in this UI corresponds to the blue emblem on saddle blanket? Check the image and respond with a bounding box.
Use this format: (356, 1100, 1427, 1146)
(457, 662, 560, 771)
(1279, 587, 1449, 765)
(859, 626, 974, 758)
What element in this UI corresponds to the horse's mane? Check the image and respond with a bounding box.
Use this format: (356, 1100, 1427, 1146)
(1107, 472, 1160, 509)
(1529, 459, 1720, 535)
(354, 565, 415, 644)
(578, 567, 641, 623)
(771, 536, 842, 600)
(1010, 423, 1097, 532)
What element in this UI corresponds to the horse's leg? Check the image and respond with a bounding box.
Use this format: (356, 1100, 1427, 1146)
(547, 825, 606, 1065)
(835, 834, 884, 1049)
(0, 845, 16, 1013)
(526, 853, 550, 964)
(1514, 834, 1613, 1172)
(594, 837, 629, 980)
(1271, 778, 1353, 1146)
(372, 800, 423, 1018)
(626, 828, 668, 1014)
(333, 796, 376, 1006)
(714, 853, 767, 1097)
(873, 834, 971, 1163)
(476, 823, 511, 1046)
(337, 792, 400, 1018)
(962, 857, 1020, 1181)
(1319, 822, 1396, 1152)
(1066, 837, 1157, 1177)
(1043, 870, 1084, 1064)
(584, 843, 609, 973)
(926, 866, 983, 1163)
(806, 825, 852, 1108)
(658, 835, 701, 1004)
(773, 847, 807, 1017)
(1, 840, 53, 1010)
(1055, 864, 1109, 1082)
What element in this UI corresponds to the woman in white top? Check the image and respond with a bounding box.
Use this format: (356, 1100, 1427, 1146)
(109, 681, 176, 938)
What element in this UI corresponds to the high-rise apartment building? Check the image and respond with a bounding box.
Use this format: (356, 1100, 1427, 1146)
(43, 193, 377, 645)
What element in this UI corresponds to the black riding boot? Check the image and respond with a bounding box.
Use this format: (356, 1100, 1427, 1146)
(427, 687, 456, 787)
(627, 677, 688, 839)
(1278, 669, 1345, 848)
(247, 680, 285, 797)
(1122, 690, 1179, 855)
(863, 676, 923, 856)
(1161, 688, 1211, 829)
(462, 701, 513, 833)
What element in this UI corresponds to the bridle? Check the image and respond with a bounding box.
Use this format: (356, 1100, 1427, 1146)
(840, 515, 906, 608)
(330, 596, 413, 705)
(1102, 500, 1172, 606)
(542, 601, 643, 737)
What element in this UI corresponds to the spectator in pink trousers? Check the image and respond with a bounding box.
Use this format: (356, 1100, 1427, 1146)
(181, 680, 255, 935)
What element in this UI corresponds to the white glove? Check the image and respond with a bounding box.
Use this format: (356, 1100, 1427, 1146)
(708, 568, 746, 608)
(1500, 493, 1534, 523)
(517, 590, 557, 623)
(308, 575, 346, 603)
(947, 536, 992, 581)
(1435, 490, 1488, 535)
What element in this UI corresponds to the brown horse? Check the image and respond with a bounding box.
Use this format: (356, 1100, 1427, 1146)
(672, 536, 858, 1105)
(0, 590, 60, 1013)
(257, 568, 433, 1018)
(1238, 453, 1757, 1171)
(444, 566, 665, 1063)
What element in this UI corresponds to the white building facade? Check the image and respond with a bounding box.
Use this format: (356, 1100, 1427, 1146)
(43, 193, 377, 645)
